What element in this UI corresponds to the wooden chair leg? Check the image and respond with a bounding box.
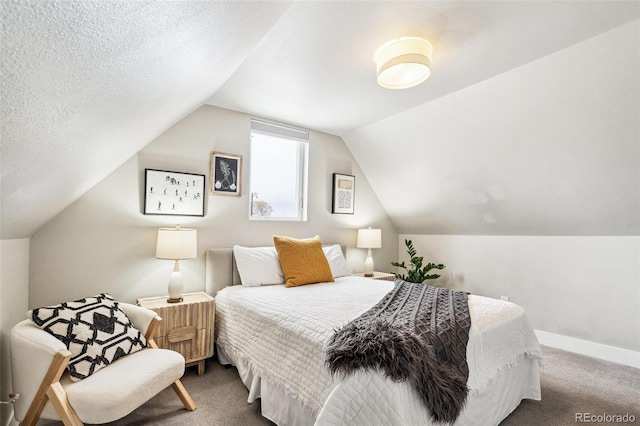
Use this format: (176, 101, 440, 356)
(148, 316, 195, 411)
(22, 350, 73, 426)
(171, 379, 197, 411)
(47, 382, 83, 426)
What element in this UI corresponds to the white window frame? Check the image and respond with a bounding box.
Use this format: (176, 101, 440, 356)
(249, 119, 309, 221)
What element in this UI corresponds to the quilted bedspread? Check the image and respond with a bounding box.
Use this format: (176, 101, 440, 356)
(214, 276, 541, 424)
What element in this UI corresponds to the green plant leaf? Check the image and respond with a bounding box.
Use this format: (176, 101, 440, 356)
(391, 239, 446, 284)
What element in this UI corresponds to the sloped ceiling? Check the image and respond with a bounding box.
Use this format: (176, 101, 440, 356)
(207, 1, 639, 135)
(1, 0, 293, 239)
(2, 1, 639, 239)
(344, 18, 640, 236)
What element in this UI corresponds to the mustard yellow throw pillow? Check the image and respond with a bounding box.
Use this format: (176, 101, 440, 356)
(273, 235, 335, 288)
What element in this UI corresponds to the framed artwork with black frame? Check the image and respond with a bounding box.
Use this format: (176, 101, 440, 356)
(332, 173, 355, 214)
(210, 152, 242, 196)
(143, 169, 205, 216)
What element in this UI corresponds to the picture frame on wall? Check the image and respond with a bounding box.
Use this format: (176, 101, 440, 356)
(332, 173, 355, 214)
(210, 152, 242, 196)
(144, 169, 206, 216)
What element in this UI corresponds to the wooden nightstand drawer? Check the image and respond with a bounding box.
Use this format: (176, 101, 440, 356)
(167, 325, 196, 343)
(138, 292, 215, 375)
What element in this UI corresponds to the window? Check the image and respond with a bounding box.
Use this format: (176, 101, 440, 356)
(249, 119, 308, 221)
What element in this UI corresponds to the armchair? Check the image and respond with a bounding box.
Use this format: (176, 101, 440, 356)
(11, 302, 196, 425)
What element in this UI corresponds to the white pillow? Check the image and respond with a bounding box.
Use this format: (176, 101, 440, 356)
(323, 244, 352, 278)
(233, 245, 284, 286)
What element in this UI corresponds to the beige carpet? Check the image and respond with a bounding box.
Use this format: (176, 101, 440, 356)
(38, 345, 639, 426)
(501, 346, 639, 426)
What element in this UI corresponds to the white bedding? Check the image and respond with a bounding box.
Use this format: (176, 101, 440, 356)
(215, 276, 542, 425)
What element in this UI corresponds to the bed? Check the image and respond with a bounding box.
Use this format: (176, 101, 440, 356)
(206, 247, 542, 426)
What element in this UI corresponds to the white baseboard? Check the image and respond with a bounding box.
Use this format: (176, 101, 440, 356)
(535, 330, 640, 369)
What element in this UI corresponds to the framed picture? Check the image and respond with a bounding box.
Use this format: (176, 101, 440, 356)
(210, 152, 242, 196)
(144, 169, 205, 216)
(332, 173, 355, 214)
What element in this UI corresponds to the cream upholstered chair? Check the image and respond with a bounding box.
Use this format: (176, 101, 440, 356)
(11, 302, 196, 425)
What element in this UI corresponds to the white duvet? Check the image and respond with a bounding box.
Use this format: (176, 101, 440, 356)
(215, 276, 542, 425)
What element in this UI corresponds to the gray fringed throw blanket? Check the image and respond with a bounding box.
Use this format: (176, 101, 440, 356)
(325, 280, 471, 424)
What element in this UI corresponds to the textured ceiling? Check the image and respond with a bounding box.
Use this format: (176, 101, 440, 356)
(1, 1, 639, 239)
(1, 0, 292, 239)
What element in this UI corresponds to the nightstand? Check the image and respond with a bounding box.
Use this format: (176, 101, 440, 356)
(353, 271, 396, 281)
(137, 291, 215, 376)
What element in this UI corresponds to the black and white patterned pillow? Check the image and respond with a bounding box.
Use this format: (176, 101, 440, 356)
(31, 293, 147, 381)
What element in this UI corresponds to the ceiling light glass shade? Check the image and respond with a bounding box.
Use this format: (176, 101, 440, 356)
(375, 37, 432, 89)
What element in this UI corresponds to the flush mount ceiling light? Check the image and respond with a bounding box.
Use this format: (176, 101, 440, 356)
(375, 37, 432, 89)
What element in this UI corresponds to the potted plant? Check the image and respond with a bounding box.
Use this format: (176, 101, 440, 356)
(391, 239, 445, 283)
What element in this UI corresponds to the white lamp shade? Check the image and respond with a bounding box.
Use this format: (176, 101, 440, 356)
(357, 228, 382, 249)
(375, 37, 432, 89)
(156, 227, 197, 260)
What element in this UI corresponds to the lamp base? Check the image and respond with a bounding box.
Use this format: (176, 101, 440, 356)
(364, 248, 375, 277)
(167, 261, 184, 303)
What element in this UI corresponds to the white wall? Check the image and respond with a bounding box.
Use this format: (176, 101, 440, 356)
(28, 106, 397, 307)
(0, 239, 29, 426)
(399, 235, 640, 353)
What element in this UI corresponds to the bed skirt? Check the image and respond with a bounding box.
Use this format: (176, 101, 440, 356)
(216, 341, 541, 426)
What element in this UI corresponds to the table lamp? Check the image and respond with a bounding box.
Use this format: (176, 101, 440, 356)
(156, 224, 197, 302)
(357, 227, 382, 277)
